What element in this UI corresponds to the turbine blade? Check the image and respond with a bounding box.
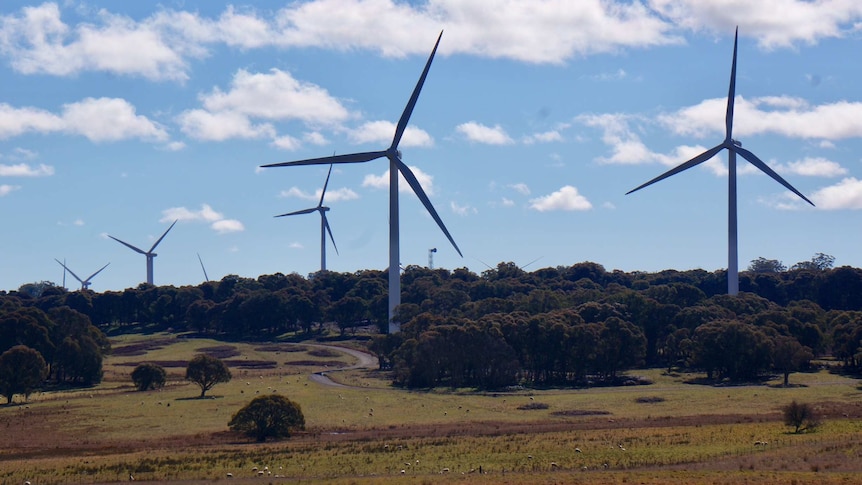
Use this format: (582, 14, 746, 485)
(319, 164, 333, 208)
(149, 219, 178, 253)
(735, 146, 815, 206)
(109, 235, 147, 255)
(275, 207, 317, 217)
(54, 259, 83, 283)
(392, 155, 463, 257)
(725, 27, 738, 141)
(391, 31, 443, 150)
(197, 253, 209, 282)
(324, 215, 339, 255)
(85, 262, 110, 282)
(626, 144, 725, 195)
(262, 151, 386, 168)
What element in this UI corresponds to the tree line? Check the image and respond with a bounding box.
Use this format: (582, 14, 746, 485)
(3, 256, 862, 391)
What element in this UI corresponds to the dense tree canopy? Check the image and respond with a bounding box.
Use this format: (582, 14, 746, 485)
(186, 354, 231, 398)
(228, 394, 305, 442)
(0, 345, 48, 404)
(132, 363, 167, 391)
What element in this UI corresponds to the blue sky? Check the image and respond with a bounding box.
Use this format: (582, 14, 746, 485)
(2, 0, 862, 292)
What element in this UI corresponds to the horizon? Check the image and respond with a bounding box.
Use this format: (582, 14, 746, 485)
(2, 1, 862, 293)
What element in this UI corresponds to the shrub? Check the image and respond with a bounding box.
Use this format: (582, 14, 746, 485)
(229, 394, 305, 442)
(782, 400, 821, 433)
(131, 363, 167, 391)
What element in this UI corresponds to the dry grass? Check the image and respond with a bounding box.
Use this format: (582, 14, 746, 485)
(1, 333, 861, 484)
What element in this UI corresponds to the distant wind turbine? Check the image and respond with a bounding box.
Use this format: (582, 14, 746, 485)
(54, 259, 109, 291)
(108, 220, 178, 286)
(197, 252, 209, 282)
(275, 164, 339, 273)
(626, 27, 814, 295)
(261, 31, 461, 333)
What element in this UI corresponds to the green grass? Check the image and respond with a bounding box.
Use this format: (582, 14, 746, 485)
(1, 333, 860, 484)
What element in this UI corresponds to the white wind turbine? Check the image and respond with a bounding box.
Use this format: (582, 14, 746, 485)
(261, 31, 461, 333)
(627, 28, 814, 295)
(275, 164, 339, 273)
(108, 220, 178, 286)
(54, 259, 110, 291)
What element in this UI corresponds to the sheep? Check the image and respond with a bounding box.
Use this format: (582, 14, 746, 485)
(441, 467, 450, 473)
(400, 469, 406, 474)
(226, 473, 233, 478)
(575, 447, 582, 453)
(550, 462, 559, 468)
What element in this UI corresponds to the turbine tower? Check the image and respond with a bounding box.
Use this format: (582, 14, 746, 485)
(54, 259, 110, 291)
(197, 252, 210, 282)
(108, 220, 178, 286)
(275, 164, 339, 273)
(261, 31, 461, 333)
(626, 27, 814, 295)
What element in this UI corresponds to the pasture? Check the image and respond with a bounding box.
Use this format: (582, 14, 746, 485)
(1, 332, 861, 484)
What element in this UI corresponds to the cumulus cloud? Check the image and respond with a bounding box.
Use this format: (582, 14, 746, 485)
(529, 185, 593, 211)
(0, 184, 20, 196)
(456, 122, 514, 145)
(176, 109, 274, 141)
(160, 203, 244, 233)
(363, 166, 435, 195)
(0, 163, 54, 176)
(278, 186, 359, 202)
(523, 130, 563, 144)
(348, 120, 433, 147)
(0, 98, 168, 142)
(200, 69, 351, 124)
(450, 201, 477, 216)
(775, 157, 848, 177)
(508, 183, 531, 195)
(808, 177, 862, 210)
(659, 96, 862, 141)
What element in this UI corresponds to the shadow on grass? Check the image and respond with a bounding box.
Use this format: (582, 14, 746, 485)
(175, 395, 225, 401)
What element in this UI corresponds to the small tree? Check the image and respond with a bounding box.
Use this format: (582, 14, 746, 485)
(185, 354, 231, 398)
(0, 345, 48, 405)
(131, 363, 167, 391)
(229, 394, 305, 442)
(783, 400, 821, 433)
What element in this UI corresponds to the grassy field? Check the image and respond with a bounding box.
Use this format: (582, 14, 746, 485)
(1, 332, 861, 484)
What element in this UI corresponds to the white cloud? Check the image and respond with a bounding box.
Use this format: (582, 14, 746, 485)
(508, 183, 531, 195)
(73, 218, 84, 226)
(363, 166, 435, 195)
(450, 201, 477, 216)
(501, 197, 515, 207)
(289, 242, 304, 249)
(177, 109, 274, 141)
(200, 69, 351, 124)
(0, 148, 38, 160)
(212, 219, 245, 233)
(809, 177, 862, 209)
(456, 122, 514, 145)
(649, 0, 862, 49)
(0, 3, 190, 81)
(776, 157, 848, 177)
(0, 98, 167, 142)
(348, 120, 433, 147)
(529, 185, 593, 212)
(304, 132, 328, 145)
(659, 96, 862, 141)
(0, 184, 20, 196)
(160, 203, 245, 233)
(523, 130, 563, 144)
(271, 135, 302, 151)
(0, 163, 54, 176)
(588, 68, 628, 81)
(278, 186, 358, 202)
(161, 204, 223, 223)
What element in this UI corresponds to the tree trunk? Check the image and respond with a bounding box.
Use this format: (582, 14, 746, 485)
(783, 371, 790, 387)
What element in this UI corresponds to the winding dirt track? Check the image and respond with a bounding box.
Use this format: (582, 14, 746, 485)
(306, 344, 378, 388)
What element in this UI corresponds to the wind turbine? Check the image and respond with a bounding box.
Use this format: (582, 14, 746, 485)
(275, 164, 339, 273)
(54, 259, 110, 291)
(626, 27, 814, 295)
(261, 31, 461, 333)
(108, 220, 178, 286)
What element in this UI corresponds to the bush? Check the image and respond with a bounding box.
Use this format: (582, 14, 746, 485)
(229, 394, 305, 442)
(185, 354, 231, 398)
(131, 363, 167, 391)
(783, 400, 821, 433)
